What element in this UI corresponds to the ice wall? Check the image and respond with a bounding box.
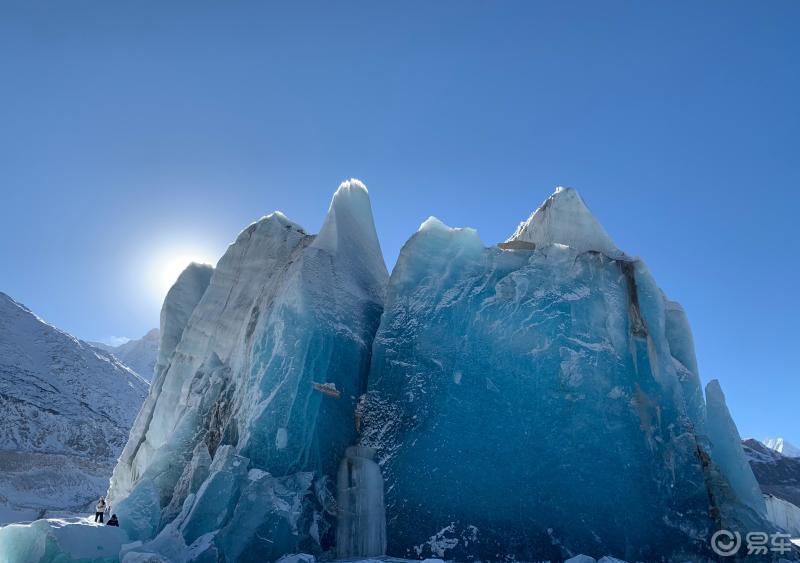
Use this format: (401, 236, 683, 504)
(108, 179, 388, 560)
(764, 494, 800, 536)
(360, 188, 769, 561)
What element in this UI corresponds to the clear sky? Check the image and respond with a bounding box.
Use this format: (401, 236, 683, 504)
(0, 1, 797, 443)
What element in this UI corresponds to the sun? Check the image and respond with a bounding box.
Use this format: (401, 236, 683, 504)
(149, 247, 217, 301)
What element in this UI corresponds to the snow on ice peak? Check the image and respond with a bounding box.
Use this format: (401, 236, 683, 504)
(418, 216, 450, 232)
(314, 178, 388, 286)
(234, 211, 306, 246)
(417, 216, 482, 245)
(508, 186, 621, 256)
(316, 179, 377, 250)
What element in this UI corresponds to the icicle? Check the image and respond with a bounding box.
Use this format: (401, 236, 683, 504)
(336, 446, 386, 558)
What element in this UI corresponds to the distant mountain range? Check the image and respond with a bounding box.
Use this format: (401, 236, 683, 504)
(0, 292, 148, 524)
(743, 438, 800, 535)
(92, 328, 159, 382)
(762, 437, 800, 458)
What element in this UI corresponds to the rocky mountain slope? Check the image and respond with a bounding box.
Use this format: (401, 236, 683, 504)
(93, 329, 159, 382)
(744, 439, 800, 506)
(744, 438, 800, 535)
(0, 293, 149, 524)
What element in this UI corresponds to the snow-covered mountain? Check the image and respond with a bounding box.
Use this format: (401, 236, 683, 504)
(93, 328, 159, 382)
(744, 439, 800, 507)
(0, 292, 149, 525)
(743, 439, 800, 536)
(764, 437, 800, 458)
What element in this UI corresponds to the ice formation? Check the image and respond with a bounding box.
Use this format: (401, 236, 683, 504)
(106, 179, 388, 560)
(0, 518, 129, 562)
(336, 446, 386, 558)
(360, 187, 775, 561)
(765, 494, 800, 536)
(705, 380, 768, 520)
(0, 183, 785, 562)
(507, 186, 622, 257)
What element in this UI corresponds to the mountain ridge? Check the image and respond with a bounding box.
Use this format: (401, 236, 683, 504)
(0, 292, 148, 524)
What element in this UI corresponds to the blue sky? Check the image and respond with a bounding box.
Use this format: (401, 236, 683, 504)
(0, 1, 797, 443)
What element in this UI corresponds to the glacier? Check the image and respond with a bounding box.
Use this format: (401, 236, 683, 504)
(359, 188, 778, 561)
(0, 183, 791, 562)
(106, 180, 388, 561)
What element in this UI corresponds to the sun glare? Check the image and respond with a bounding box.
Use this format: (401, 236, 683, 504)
(150, 248, 217, 301)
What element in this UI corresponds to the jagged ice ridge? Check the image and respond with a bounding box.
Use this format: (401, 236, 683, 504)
(0, 182, 789, 563)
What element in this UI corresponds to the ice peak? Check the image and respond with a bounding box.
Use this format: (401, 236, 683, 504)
(417, 216, 481, 242)
(508, 187, 620, 256)
(314, 178, 389, 287)
(705, 378, 725, 402)
(418, 216, 450, 233)
(177, 262, 215, 283)
(335, 177, 369, 195)
(233, 211, 307, 245)
(316, 179, 381, 253)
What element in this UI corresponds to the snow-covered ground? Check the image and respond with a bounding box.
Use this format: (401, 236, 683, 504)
(0, 515, 677, 563)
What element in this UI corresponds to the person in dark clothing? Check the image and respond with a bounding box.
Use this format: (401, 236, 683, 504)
(106, 514, 119, 527)
(94, 496, 106, 523)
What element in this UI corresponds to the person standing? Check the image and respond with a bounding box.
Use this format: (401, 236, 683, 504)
(94, 496, 106, 523)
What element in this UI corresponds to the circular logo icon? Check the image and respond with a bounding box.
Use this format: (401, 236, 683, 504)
(711, 529, 742, 557)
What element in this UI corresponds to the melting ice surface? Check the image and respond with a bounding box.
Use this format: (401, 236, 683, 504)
(0, 184, 785, 562)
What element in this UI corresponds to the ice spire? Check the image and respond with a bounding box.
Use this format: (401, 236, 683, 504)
(705, 379, 768, 518)
(155, 262, 214, 378)
(110, 262, 214, 506)
(313, 178, 389, 299)
(508, 187, 621, 256)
